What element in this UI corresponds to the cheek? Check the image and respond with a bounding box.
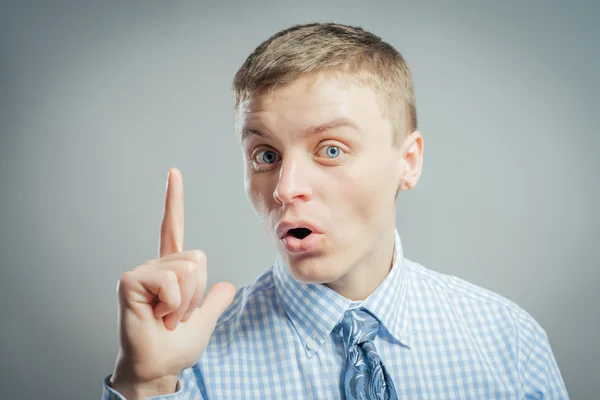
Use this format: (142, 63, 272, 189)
(335, 160, 398, 223)
(245, 175, 275, 217)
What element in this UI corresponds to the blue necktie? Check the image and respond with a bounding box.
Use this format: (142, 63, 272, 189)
(334, 309, 398, 400)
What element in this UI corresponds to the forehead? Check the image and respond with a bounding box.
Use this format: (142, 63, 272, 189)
(237, 73, 384, 132)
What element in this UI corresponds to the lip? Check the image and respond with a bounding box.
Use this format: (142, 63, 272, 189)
(276, 220, 323, 240)
(282, 232, 324, 254)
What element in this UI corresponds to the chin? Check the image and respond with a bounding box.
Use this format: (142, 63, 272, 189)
(283, 252, 347, 285)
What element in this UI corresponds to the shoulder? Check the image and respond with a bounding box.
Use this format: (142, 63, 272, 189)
(403, 259, 567, 395)
(404, 258, 547, 339)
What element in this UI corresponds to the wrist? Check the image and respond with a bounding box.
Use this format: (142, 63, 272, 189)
(109, 372, 179, 399)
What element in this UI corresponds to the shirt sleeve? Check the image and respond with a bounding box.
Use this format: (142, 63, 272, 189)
(101, 367, 204, 400)
(518, 315, 569, 399)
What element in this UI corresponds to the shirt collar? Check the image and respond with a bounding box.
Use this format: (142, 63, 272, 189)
(273, 228, 411, 358)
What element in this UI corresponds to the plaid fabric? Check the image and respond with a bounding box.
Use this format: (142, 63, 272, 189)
(103, 230, 568, 399)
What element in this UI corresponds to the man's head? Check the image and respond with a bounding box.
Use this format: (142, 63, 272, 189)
(233, 23, 417, 144)
(233, 23, 423, 298)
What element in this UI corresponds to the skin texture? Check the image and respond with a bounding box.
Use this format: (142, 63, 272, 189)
(239, 73, 424, 300)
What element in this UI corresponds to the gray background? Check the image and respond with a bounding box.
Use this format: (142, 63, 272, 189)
(1, 1, 598, 399)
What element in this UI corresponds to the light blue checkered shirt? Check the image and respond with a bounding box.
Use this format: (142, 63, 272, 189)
(103, 230, 568, 399)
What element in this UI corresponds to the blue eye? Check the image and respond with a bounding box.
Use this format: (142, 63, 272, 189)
(257, 150, 280, 164)
(324, 146, 341, 158)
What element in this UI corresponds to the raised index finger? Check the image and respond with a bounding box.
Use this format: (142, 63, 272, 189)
(159, 167, 184, 257)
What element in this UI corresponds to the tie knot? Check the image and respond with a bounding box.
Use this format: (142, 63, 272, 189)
(335, 308, 380, 346)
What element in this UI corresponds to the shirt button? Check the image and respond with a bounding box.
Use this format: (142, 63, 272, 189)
(306, 338, 317, 351)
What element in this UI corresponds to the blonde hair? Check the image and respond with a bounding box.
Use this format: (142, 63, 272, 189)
(232, 22, 417, 144)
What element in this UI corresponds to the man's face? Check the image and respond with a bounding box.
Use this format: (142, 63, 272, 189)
(238, 73, 415, 286)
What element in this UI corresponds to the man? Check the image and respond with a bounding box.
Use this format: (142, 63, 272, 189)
(102, 23, 568, 399)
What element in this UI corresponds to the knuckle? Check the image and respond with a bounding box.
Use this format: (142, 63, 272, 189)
(191, 249, 207, 264)
(183, 260, 197, 274)
(119, 270, 136, 287)
(117, 270, 139, 297)
(132, 263, 148, 272)
(164, 269, 178, 284)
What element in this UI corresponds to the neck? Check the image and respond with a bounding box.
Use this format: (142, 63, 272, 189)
(325, 228, 396, 301)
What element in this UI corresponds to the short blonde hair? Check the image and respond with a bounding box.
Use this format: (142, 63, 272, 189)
(232, 22, 417, 144)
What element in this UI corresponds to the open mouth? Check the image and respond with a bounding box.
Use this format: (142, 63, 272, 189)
(278, 223, 323, 253)
(287, 227, 313, 240)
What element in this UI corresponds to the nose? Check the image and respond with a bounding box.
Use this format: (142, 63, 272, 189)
(273, 157, 312, 205)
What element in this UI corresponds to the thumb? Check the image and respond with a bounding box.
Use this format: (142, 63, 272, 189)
(193, 282, 237, 330)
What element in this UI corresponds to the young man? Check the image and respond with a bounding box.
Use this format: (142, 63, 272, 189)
(103, 23, 568, 399)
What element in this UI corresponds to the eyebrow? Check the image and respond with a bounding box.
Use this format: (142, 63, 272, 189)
(241, 117, 359, 140)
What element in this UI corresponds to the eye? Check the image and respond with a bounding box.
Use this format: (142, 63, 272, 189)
(254, 149, 281, 165)
(317, 145, 343, 159)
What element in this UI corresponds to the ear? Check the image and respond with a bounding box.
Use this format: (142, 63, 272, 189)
(397, 130, 424, 191)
